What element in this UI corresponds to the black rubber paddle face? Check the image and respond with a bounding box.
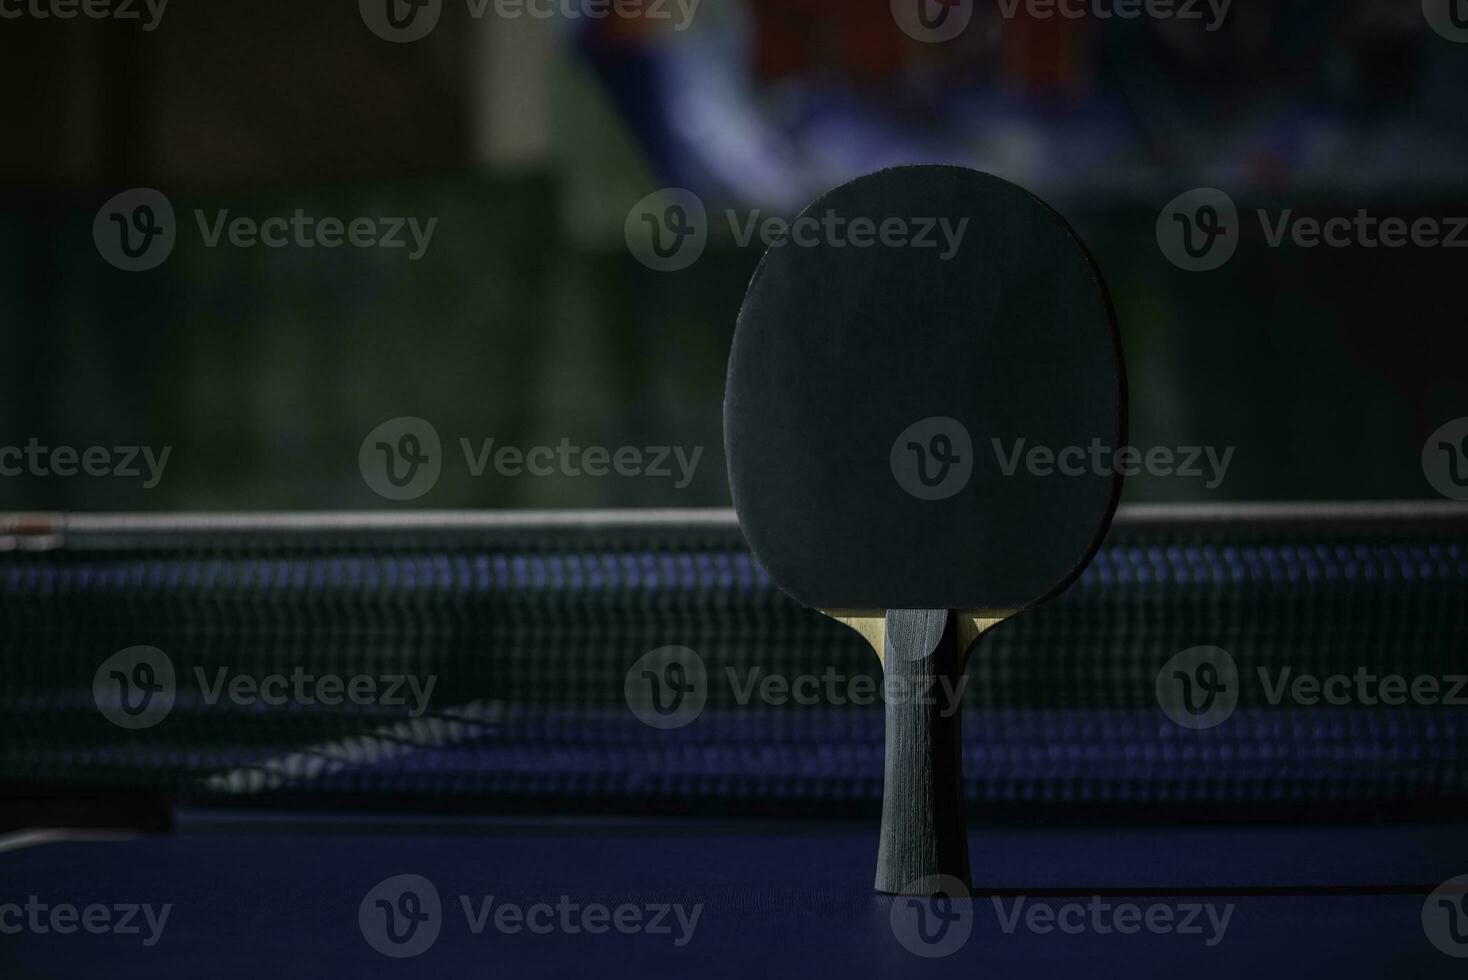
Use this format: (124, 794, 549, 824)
(725, 166, 1125, 612)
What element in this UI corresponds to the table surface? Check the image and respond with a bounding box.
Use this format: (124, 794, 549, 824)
(3, 812, 1464, 979)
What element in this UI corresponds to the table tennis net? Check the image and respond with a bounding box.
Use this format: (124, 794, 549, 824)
(2, 506, 1464, 818)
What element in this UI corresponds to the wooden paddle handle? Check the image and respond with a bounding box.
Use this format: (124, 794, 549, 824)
(875, 608, 971, 894)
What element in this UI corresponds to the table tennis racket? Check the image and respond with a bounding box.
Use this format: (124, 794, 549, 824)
(724, 165, 1125, 895)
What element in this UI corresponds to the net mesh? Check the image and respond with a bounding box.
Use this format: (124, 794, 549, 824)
(3, 509, 1464, 815)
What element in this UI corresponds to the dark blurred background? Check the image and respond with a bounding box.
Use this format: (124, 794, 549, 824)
(2, 0, 1466, 511)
